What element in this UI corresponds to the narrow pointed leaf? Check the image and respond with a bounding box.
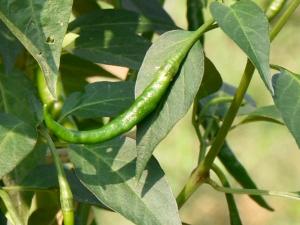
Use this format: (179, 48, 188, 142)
(218, 143, 273, 211)
(0, 0, 73, 96)
(60, 81, 134, 120)
(210, 0, 272, 93)
(273, 70, 300, 148)
(213, 166, 243, 225)
(0, 113, 37, 179)
(135, 30, 204, 178)
(238, 105, 283, 126)
(69, 137, 182, 225)
(225, 190, 243, 225)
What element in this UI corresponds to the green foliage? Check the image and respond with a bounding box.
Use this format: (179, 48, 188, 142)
(70, 137, 182, 225)
(0, 0, 299, 225)
(0, 0, 73, 96)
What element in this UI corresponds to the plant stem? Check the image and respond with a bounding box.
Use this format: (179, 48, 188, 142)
(1, 186, 56, 192)
(270, 0, 300, 41)
(201, 60, 254, 170)
(192, 18, 215, 43)
(40, 128, 74, 225)
(206, 179, 300, 201)
(176, 0, 300, 208)
(0, 189, 23, 225)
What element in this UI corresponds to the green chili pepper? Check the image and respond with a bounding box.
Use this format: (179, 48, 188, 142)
(44, 19, 214, 144)
(266, 0, 287, 20)
(36, 67, 64, 119)
(40, 128, 74, 225)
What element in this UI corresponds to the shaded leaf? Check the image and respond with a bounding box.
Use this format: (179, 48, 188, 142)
(60, 81, 134, 120)
(135, 30, 204, 177)
(210, 0, 272, 93)
(0, 113, 37, 179)
(68, 9, 175, 35)
(122, 0, 175, 27)
(199, 83, 256, 119)
(225, 191, 243, 225)
(0, 21, 23, 73)
(0, 68, 42, 127)
(198, 57, 223, 99)
(272, 69, 300, 148)
(9, 137, 48, 184)
(0, 0, 73, 96)
(218, 143, 273, 211)
(187, 0, 205, 43)
(60, 54, 116, 94)
(72, 0, 101, 17)
(65, 11, 152, 70)
(20, 165, 106, 209)
(69, 137, 182, 225)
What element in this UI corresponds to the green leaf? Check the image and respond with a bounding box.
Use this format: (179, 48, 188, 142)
(187, 0, 205, 32)
(218, 143, 273, 211)
(65, 11, 152, 70)
(212, 165, 243, 225)
(122, 0, 175, 27)
(198, 57, 223, 99)
(135, 30, 204, 178)
(272, 69, 300, 148)
(68, 9, 175, 35)
(60, 81, 134, 120)
(69, 137, 182, 225)
(9, 137, 48, 184)
(210, 0, 272, 93)
(225, 190, 243, 225)
(0, 210, 6, 224)
(0, 113, 37, 179)
(20, 165, 107, 209)
(72, 0, 101, 17)
(0, 68, 42, 127)
(199, 83, 256, 119)
(0, 21, 23, 73)
(60, 54, 116, 94)
(0, 0, 73, 96)
(238, 105, 283, 126)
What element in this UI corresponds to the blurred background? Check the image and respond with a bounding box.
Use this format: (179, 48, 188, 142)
(93, 0, 300, 224)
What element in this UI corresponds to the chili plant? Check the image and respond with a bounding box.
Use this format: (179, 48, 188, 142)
(0, 0, 299, 224)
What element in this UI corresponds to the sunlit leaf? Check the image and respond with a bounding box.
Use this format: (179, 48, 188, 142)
(70, 137, 182, 225)
(210, 0, 272, 93)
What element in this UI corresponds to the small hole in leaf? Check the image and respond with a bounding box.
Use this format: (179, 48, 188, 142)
(46, 36, 55, 44)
